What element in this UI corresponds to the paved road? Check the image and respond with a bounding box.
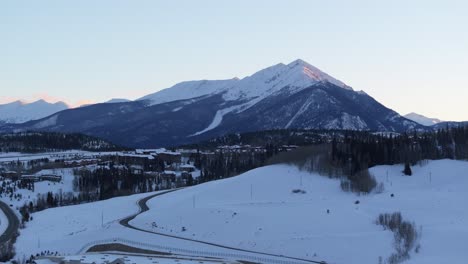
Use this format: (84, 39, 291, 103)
(0, 200, 19, 244)
(119, 190, 326, 264)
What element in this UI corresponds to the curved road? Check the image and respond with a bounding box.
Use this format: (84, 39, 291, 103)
(0, 200, 19, 244)
(119, 190, 326, 264)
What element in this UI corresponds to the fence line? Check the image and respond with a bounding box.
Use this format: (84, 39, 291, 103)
(77, 237, 324, 264)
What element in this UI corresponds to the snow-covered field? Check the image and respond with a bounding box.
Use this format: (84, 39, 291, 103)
(13, 159, 468, 264)
(0, 150, 118, 163)
(131, 159, 468, 264)
(15, 192, 157, 257)
(131, 165, 393, 264)
(369, 160, 468, 264)
(34, 253, 239, 264)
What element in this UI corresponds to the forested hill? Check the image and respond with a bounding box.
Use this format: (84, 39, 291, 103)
(184, 127, 468, 193)
(185, 126, 468, 163)
(180, 129, 347, 149)
(0, 132, 125, 153)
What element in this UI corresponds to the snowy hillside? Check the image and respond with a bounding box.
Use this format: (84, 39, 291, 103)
(15, 159, 468, 264)
(139, 59, 350, 107)
(105, 98, 132, 103)
(404, 113, 443, 126)
(139, 79, 238, 106)
(0, 100, 68, 124)
(129, 160, 467, 264)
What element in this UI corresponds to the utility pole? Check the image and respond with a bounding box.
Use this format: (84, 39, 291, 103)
(250, 184, 253, 200)
(101, 210, 104, 228)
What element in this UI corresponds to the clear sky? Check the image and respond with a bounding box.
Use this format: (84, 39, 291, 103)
(1, 0, 467, 120)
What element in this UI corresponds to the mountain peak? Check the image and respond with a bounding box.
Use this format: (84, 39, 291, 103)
(0, 99, 69, 124)
(31, 99, 48, 104)
(286, 59, 350, 89)
(139, 59, 352, 106)
(288, 58, 309, 67)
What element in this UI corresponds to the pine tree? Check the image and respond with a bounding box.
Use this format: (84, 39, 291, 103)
(403, 162, 412, 176)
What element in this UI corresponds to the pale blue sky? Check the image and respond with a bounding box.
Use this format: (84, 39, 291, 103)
(1, 0, 467, 120)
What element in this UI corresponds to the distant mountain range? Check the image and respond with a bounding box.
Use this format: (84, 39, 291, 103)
(0, 99, 69, 124)
(105, 98, 132, 104)
(404, 112, 444, 126)
(1, 59, 431, 147)
(403, 112, 468, 129)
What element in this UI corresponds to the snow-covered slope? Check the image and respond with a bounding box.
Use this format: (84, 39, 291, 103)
(14, 160, 468, 264)
(0, 99, 68, 124)
(222, 59, 351, 102)
(105, 98, 132, 104)
(139, 79, 239, 106)
(129, 160, 468, 264)
(404, 112, 443, 126)
(139, 59, 350, 107)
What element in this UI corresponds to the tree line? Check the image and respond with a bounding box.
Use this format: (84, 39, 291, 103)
(266, 126, 468, 193)
(0, 131, 125, 153)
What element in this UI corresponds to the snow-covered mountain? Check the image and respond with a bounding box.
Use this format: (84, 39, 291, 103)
(139, 59, 350, 106)
(105, 98, 132, 104)
(2, 59, 422, 147)
(404, 112, 443, 126)
(0, 100, 68, 124)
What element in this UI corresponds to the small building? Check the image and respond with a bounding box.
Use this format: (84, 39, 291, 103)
(1, 170, 18, 179)
(158, 151, 182, 164)
(280, 145, 299, 152)
(160, 170, 176, 178)
(130, 165, 144, 175)
(21, 174, 39, 182)
(159, 170, 176, 189)
(180, 164, 196, 173)
(111, 153, 158, 171)
(64, 158, 99, 167)
(39, 174, 62, 182)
